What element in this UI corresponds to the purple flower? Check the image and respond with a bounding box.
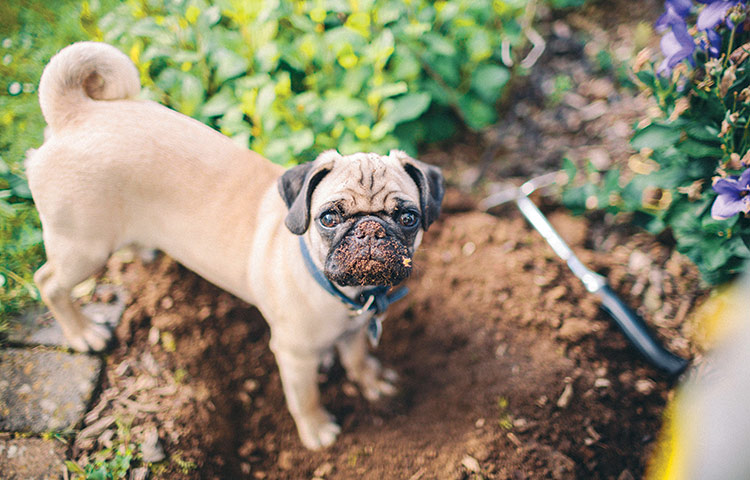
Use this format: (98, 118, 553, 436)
(657, 21, 697, 74)
(703, 29, 723, 56)
(656, 0, 694, 31)
(711, 168, 750, 219)
(697, 0, 739, 29)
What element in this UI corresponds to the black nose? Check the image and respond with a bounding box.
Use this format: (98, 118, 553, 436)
(354, 219, 386, 240)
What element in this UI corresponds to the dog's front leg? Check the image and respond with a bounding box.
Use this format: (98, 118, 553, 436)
(336, 324, 398, 402)
(270, 341, 340, 449)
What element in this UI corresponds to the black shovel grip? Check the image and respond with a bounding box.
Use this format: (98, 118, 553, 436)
(598, 285, 688, 378)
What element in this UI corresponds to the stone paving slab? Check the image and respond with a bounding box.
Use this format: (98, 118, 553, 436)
(6, 285, 127, 348)
(0, 436, 66, 480)
(0, 348, 102, 433)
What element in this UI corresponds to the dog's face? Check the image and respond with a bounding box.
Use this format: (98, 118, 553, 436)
(278, 150, 444, 287)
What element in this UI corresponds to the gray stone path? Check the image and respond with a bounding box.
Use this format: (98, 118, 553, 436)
(0, 286, 127, 479)
(0, 348, 102, 432)
(0, 436, 67, 480)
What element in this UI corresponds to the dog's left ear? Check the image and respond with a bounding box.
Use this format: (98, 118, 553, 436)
(390, 150, 445, 231)
(278, 151, 338, 235)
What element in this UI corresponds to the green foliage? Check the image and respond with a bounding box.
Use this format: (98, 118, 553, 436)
(0, 204, 44, 328)
(0, 0, 578, 324)
(172, 453, 197, 474)
(66, 450, 134, 480)
(563, 29, 750, 284)
(65, 418, 145, 480)
(89, 0, 537, 164)
(0, 1, 104, 325)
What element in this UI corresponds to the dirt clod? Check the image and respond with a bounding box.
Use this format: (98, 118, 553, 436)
(557, 318, 594, 342)
(461, 455, 481, 473)
(140, 427, 165, 463)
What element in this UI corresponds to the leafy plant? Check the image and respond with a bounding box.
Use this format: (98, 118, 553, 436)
(65, 418, 144, 480)
(564, 0, 750, 285)
(0, 204, 43, 329)
(66, 450, 134, 480)
(0, 0, 579, 323)
(88, 0, 543, 164)
(0, 1, 104, 326)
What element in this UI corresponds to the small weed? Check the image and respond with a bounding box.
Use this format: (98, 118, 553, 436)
(496, 396, 514, 431)
(66, 448, 134, 480)
(172, 453, 198, 474)
(546, 73, 574, 106)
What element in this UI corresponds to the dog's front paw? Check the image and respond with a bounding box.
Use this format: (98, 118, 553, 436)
(354, 356, 399, 402)
(296, 409, 341, 450)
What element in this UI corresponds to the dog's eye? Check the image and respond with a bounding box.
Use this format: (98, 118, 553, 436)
(319, 211, 341, 228)
(398, 211, 419, 228)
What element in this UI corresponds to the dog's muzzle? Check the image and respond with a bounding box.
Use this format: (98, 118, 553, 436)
(325, 217, 412, 286)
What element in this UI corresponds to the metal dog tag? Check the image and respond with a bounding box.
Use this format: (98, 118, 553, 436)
(367, 315, 383, 347)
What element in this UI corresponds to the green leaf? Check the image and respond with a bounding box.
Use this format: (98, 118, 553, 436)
(457, 95, 497, 130)
(422, 32, 456, 57)
(428, 55, 461, 87)
(471, 64, 511, 103)
(212, 48, 249, 85)
(289, 129, 314, 155)
(371, 120, 395, 141)
(86, 467, 108, 480)
(200, 87, 237, 118)
(701, 211, 738, 234)
(178, 73, 205, 117)
(418, 111, 458, 143)
(562, 157, 577, 182)
(631, 123, 682, 151)
(8, 174, 31, 199)
(384, 93, 432, 126)
(683, 121, 720, 142)
(422, 78, 455, 106)
(701, 235, 735, 272)
(466, 28, 492, 63)
(562, 183, 596, 215)
(373, 82, 408, 99)
(322, 94, 369, 124)
(65, 461, 85, 475)
(391, 46, 421, 80)
(676, 138, 723, 159)
(635, 70, 657, 89)
(597, 169, 622, 209)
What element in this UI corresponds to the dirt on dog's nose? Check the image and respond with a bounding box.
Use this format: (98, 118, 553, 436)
(354, 220, 386, 240)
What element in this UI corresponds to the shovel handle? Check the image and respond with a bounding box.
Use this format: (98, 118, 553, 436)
(597, 285, 688, 378)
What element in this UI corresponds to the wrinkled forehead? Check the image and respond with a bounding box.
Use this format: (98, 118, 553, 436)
(312, 153, 420, 213)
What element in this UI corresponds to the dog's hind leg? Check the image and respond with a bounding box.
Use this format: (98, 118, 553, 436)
(34, 238, 113, 351)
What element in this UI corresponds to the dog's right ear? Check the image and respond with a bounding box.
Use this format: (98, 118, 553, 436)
(278, 151, 338, 235)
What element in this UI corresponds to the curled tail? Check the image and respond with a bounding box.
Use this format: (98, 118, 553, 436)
(38, 42, 140, 130)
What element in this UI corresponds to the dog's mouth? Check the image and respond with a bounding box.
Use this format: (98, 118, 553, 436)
(324, 220, 413, 287)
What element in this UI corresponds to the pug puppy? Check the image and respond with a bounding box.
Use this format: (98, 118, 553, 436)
(26, 42, 444, 449)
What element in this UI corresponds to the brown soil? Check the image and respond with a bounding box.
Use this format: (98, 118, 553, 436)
(71, 184, 701, 479)
(68, 2, 708, 478)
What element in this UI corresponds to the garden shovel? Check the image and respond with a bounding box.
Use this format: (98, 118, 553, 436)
(480, 173, 689, 378)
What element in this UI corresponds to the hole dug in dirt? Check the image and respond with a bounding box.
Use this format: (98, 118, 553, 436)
(71, 197, 694, 480)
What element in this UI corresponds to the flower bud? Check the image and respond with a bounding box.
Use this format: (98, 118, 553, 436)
(730, 8, 747, 26)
